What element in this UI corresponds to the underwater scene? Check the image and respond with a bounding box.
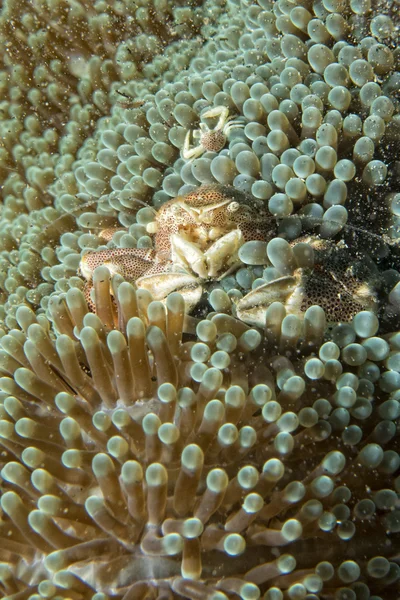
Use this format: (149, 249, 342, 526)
(0, 0, 399, 598)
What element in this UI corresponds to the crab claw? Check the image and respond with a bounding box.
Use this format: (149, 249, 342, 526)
(170, 233, 208, 279)
(170, 229, 244, 280)
(235, 276, 299, 328)
(204, 229, 244, 278)
(136, 272, 203, 313)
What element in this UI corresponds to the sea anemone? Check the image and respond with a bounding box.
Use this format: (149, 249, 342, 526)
(1, 0, 400, 328)
(0, 0, 223, 329)
(0, 277, 399, 598)
(1, 0, 400, 598)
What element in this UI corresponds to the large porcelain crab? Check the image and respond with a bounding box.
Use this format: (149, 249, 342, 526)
(80, 185, 276, 311)
(80, 187, 379, 326)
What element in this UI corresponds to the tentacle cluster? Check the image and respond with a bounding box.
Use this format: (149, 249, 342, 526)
(0, 272, 399, 599)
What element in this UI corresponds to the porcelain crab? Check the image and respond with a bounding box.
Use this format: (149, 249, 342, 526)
(80, 185, 276, 311)
(181, 106, 246, 161)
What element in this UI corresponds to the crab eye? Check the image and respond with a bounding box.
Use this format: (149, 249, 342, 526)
(227, 201, 240, 213)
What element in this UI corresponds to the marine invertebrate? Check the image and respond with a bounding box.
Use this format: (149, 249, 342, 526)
(2, 0, 400, 333)
(236, 236, 379, 327)
(0, 280, 399, 598)
(182, 106, 246, 161)
(79, 203, 385, 325)
(1, 0, 400, 597)
(0, 0, 224, 329)
(14, 0, 396, 335)
(79, 185, 276, 309)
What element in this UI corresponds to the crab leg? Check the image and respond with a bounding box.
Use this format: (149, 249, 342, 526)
(136, 271, 202, 313)
(79, 247, 158, 311)
(201, 105, 230, 130)
(181, 146, 205, 161)
(80, 247, 157, 282)
(181, 130, 205, 161)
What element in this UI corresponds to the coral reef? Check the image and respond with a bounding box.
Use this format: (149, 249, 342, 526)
(0, 0, 399, 598)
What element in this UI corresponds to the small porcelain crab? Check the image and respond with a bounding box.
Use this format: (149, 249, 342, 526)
(80, 185, 276, 311)
(181, 106, 246, 161)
